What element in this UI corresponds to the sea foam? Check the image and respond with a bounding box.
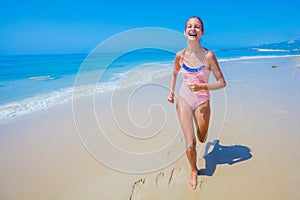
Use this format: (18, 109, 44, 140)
(0, 62, 172, 120)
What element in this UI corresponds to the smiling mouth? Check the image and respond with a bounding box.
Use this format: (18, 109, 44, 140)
(189, 33, 197, 37)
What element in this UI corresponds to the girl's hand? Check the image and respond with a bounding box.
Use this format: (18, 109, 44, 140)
(188, 83, 206, 92)
(168, 91, 174, 103)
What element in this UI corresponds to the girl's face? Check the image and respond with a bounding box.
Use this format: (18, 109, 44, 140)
(184, 18, 204, 42)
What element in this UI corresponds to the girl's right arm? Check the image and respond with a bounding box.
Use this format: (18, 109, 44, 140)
(168, 53, 181, 103)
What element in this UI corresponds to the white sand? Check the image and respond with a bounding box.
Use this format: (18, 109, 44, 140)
(1, 56, 300, 199)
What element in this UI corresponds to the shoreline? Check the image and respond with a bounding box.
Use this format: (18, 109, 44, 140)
(1, 54, 299, 123)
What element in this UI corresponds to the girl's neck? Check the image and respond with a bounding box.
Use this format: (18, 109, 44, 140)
(186, 40, 202, 54)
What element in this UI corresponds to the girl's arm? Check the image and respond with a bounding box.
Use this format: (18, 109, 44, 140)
(168, 53, 181, 103)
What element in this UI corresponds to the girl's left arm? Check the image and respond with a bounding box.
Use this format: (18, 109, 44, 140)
(206, 50, 226, 90)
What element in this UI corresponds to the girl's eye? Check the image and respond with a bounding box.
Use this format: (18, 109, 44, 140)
(187, 24, 201, 29)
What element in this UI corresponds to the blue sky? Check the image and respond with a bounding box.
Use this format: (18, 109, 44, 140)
(1, 0, 300, 55)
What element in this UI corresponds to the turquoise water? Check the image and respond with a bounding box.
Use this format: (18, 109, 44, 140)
(0, 50, 174, 104)
(0, 47, 299, 120)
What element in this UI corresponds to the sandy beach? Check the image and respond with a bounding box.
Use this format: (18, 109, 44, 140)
(1, 55, 300, 200)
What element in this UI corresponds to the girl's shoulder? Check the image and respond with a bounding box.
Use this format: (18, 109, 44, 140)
(206, 50, 216, 60)
(176, 49, 185, 58)
(174, 49, 186, 65)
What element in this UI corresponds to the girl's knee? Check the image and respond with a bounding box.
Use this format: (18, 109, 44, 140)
(197, 129, 208, 143)
(186, 138, 196, 151)
(199, 136, 207, 143)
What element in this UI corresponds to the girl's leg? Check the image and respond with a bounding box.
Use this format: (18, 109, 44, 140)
(194, 100, 211, 143)
(177, 97, 198, 189)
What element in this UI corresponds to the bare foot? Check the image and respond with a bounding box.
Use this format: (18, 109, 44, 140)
(187, 170, 198, 190)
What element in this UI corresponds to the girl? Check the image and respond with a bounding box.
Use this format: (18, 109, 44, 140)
(168, 16, 226, 189)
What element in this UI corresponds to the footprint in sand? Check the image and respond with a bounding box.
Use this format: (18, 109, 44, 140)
(198, 176, 204, 190)
(129, 178, 145, 200)
(155, 171, 165, 187)
(168, 167, 181, 186)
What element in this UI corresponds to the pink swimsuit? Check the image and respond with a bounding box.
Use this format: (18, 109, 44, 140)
(179, 51, 210, 110)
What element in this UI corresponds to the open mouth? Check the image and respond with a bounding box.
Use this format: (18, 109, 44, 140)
(189, 32, 197, 37)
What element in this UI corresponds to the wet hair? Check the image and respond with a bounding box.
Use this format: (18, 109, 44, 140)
(185, 16, 204, 31)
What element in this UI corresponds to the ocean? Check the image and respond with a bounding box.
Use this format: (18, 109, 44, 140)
(0, 46, 299, 120)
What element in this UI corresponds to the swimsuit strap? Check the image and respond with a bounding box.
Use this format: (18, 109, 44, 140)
(204, 49, 209, 62)
(201, 49, 209, 63)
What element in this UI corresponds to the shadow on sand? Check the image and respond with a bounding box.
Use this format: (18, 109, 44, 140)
(198, 139, 252, 176)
